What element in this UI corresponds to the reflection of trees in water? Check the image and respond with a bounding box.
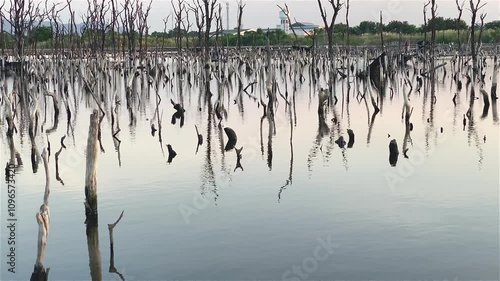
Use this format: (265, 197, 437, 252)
(3, 51, 500, 275)
(200, 91, 219, 202)
(466, 87, 484, 170)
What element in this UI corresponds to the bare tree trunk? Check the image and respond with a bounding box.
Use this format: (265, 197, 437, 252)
(455, 0, 464, 52)
(379, 11, 384, 52)
(30, 149, 50, 281)
(84, 110, 99, 217)
(277, 4, 297, 44)
(237, 1, 245, 50)
(316, 0, 342, 97)
(469, 0, 486, 79)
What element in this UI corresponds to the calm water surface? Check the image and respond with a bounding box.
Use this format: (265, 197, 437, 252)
(0, 55, 498, 280)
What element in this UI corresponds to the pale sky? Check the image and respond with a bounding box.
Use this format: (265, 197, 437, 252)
(12, 0, 500, 32)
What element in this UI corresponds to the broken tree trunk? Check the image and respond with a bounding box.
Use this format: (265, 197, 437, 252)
(492, 56, 498, 100)
(85, 110, 100, 217)
(30, 149, 50, 281)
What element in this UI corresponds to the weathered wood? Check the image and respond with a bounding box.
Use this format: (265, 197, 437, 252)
(389, 139, 399, 167)
(492, 56, 498, 100)
(167, 144, 177, 163)
(421, 62, 447, 76)
(347, 129, 355, 148)
(85, 110, 100, 217)
(224, 127, 237, 151)
(30, 148, 50, 281)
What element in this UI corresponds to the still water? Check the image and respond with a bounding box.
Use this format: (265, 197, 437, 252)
(1, 55, 498, 281)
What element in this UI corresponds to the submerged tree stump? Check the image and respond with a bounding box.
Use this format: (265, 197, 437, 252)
(347, 129, 355, 148)
(85, 110, 100, 217)
(389, 139, 399, 167)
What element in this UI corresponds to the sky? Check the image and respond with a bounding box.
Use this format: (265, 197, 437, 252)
(17, 0, 500, 32)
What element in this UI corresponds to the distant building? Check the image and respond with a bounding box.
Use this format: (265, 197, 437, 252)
(210, 28, 256, 36)
(290, 22, 318, 36)
(276, 11, 318, 36)
(277, 11, 290, 33)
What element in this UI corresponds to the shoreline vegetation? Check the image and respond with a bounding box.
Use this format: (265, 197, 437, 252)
(0, 19, 499, 56)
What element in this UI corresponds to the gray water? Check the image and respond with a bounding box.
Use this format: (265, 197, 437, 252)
(0, 55, 498, 281)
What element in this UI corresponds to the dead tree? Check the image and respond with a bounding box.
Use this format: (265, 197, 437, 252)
(172, 0, 185, 51)
(469, 0, 486, 78)
(430, 0, 437, 59)
(277, 4, 297, 44)
(345, 0, 350, 48)
(66, 0, 78, 57)
(423, 1, 430, 46)
(0, 2, 5, 57)
(379, 11, 384, 51)
(477, 13, 486, 54)
(84, 110, 100, 217)
(317, 0, 342, 56)
(120, 0, 139, 60)
(236, 0, 245, 50)
(317, 0, 343, 97)
(109, 0, 117, 56)
(214, 3, 223, 47)
(137, 0, 152, 57)
(6, 0, 43, 57)
(455, 0, 464, 52)
(182, 8, 193, 49)
(187, 0, 205, 48)
(161, 15, 171, 52)
(203, 0, 217, 59)
(30, 149, 50, 281)
(97, 0, 111, 55)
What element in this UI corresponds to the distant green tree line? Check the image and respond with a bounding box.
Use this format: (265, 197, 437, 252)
(1, 18, 499, 50)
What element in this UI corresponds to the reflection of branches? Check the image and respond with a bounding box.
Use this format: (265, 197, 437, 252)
(111, 95, 122, 166)
(29, 103, 41, 174)
(279, 98, 294, 202)
(467, 88, 483, 170)
(108, 211, 125, 281)
(55, 136, 66, 186)
(402, 84, 413, 158)
(307, 108, 329, 175)
(366, 110, 379, 145)
(267, 116, 274, 171)
(480, 89, 490, 119)
(260, 114, 265, 158)
(201, 99, 218, 201)
(44, 92, 59, 134)
(86, 217, 102, 281)
(492, 99, 498, 124)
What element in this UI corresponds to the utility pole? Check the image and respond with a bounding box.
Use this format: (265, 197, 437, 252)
(226, 2, 229, 30)
(226, 2, 229, 47)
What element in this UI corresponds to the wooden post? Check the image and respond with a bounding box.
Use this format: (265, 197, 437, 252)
(85, 110, 100, 217)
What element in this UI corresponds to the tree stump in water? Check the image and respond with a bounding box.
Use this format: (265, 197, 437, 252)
(224, 127, 237, 151)
(30, 149, 50, 281)
(85, 110, 100, 217)
(347, 129, 355, 148)
(389, 139, 399, 167)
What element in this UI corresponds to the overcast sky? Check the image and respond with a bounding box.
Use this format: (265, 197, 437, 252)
(31, 0, 500, 32)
